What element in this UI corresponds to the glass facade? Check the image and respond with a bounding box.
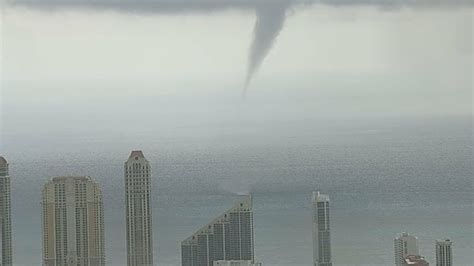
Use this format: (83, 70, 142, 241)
(436, 240, 453, 266)
(0, 157, 12, 266)
(42, 176, 105, 266)
(125, 151, 154, 266)
(313, 192, 332, 266)
(181, 197, 254, 266)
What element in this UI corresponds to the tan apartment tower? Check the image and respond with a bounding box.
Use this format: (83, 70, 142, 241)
(42, 176, 105, 266)
(0, 156, 12, 266)
(125, 151, 153, 266)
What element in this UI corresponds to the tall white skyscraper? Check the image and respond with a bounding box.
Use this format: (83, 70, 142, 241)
(0, 156, 12, 266)
(435, 239, 452, 266)
(181, 196, 254, 266)
(42, 176, 105, 266)
(394, 232, 419, 266)
(125, 151, 153, 266)
(312, 191, 332, 266)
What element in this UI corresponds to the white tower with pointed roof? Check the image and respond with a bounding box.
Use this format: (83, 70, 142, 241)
(125, 150, 154, 266)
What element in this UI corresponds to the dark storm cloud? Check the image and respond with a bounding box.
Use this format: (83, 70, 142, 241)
(5, 0, 291, 13)
(6, 0, 470, 12)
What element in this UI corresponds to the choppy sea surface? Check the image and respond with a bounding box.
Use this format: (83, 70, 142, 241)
(3, 116, 473, 265)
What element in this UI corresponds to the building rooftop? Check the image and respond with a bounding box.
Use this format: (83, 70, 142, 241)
(0, 156, 8, 166)
(397, 232, 417, 239)
(182, 195, 252, 245)
(405, 255, 429, 265)
(127, 150, 148, 162)
(214, 261, 261, 266)
(50, 176, 94, 183)
(436, 239, 452, 245)
(312, 191, 329, 202)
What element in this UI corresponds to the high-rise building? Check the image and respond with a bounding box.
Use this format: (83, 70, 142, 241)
(435, 239, 452, 266)
(125, 150, 154, 266)
(312, 191, 332, 266)
(42, 176, 105, 266)
(0, 156, 12, 266)
(394, 232, 419, 266)
(213, 260, 261, 266)
(181, 196, 254, 266)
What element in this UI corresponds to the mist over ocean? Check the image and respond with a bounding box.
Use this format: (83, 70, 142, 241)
(3, 116, 472, 265)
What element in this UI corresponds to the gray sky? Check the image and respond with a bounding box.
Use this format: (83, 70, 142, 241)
(0, 2, 472, 150)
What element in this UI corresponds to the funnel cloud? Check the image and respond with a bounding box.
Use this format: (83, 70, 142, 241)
(244, 3, 289, 97)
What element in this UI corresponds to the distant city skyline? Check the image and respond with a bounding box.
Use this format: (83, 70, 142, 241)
(0, 152, 467, 264)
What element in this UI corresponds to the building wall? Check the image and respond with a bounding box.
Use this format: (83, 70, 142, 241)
(0, 158, 12, 266)
(181, 197, 254, 266)
(42, 176, 105, 266)
(125, 151, 153, 266)
(436, 240, 452, 266)
(394, 233, 419, 266)
(313, 192, 332, 266)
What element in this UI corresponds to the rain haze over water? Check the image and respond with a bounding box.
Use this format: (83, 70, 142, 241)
(2, 116, 473, 265)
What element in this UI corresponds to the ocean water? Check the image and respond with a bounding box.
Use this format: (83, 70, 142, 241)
(3, 116, 473, 265)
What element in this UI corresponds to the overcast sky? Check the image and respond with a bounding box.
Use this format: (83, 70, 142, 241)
(0, 2, 472, 151)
